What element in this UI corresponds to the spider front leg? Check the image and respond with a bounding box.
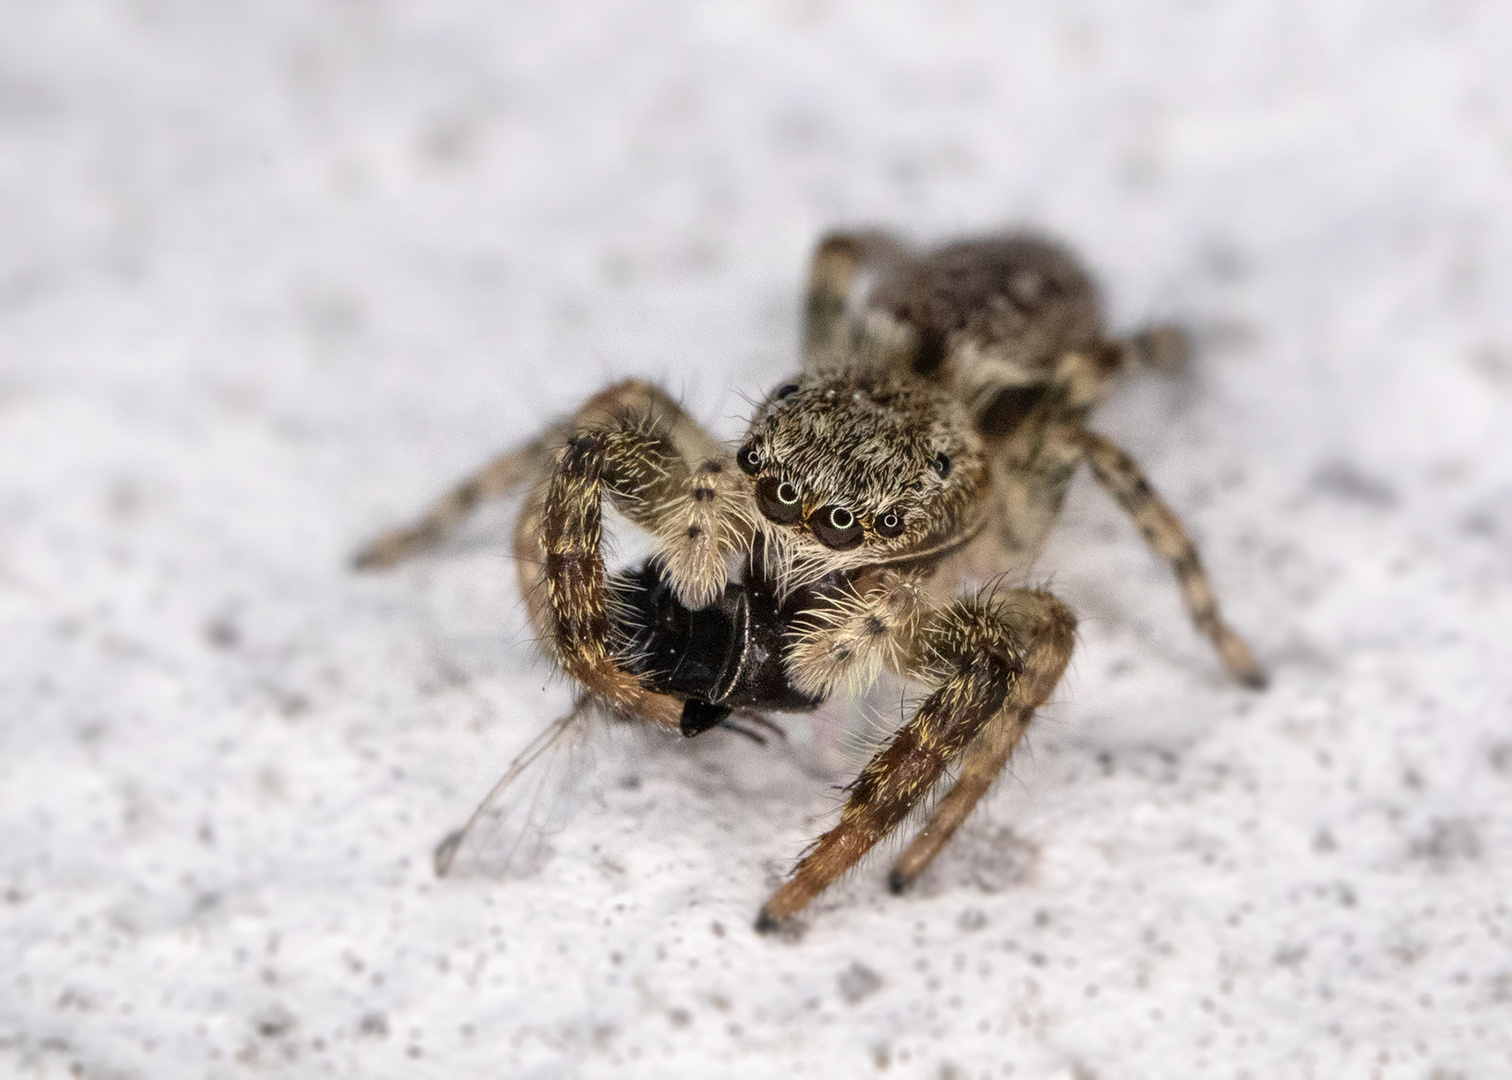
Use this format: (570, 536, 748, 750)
(1078, 429, 1265, 688)
(782, 567, 932, 699)
(527, 381, 750, 728)
(888, 591, 1076, 891)
(756, 588, 1076, 931)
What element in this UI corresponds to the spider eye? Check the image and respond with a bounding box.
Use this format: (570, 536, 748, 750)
(932, 451, 952, 478)
(812, 504, 864, 550)
(774, 383, 800, 400)
(737, 443, 762, 476)
(875, 510, 906, 538)
(756, 476, 803, 524)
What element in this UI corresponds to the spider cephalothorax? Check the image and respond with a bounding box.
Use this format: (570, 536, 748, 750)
(356, 229, 1265, 933)
(735, 371, 988, 591)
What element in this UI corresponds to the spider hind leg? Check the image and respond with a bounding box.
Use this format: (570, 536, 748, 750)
(1078, 429, 1265, 688)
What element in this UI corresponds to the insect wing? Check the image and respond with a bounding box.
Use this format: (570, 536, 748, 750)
(434, 704, 601, 880)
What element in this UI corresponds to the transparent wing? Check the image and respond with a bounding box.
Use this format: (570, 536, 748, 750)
(434, 699, 602, 880)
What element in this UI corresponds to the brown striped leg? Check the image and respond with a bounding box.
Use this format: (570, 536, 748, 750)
(1078, 429, 1265, 688)
(803, 230, 908, 371)
(560, 380, 747, 609)
(536, 428, 680, 728)
(888, 590, 1075, 891)
(352, 439, 553, 569)
(1118, 323, 1189, 372)
(755, 589, 1076, 932)
(1029, 326, 1188, 424)
(531, 381, 746, 729)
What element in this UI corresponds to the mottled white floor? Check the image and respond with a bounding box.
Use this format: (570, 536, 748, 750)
(2, 2, 1509, 1078)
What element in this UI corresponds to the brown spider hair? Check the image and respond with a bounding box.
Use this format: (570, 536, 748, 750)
(734, 369, 988, 590)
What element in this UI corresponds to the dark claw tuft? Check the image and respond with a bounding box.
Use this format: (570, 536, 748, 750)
(887, 869, 911, 895)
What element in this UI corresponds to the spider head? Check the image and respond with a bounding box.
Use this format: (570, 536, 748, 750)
(735, 370, 987, 578)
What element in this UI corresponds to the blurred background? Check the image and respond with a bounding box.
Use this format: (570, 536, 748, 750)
(2, 2, 1508, 1078)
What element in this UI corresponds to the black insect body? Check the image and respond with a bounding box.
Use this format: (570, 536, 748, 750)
(610, 553, 834, 736)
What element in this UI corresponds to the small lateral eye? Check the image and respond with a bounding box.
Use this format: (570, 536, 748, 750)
(774, 383, 800, 400)
(932, 451, 952, 478)
(737, 443, 762, 475)
(756, 476, 804, 524)
(812, 504, 864, 550)
(875, 510, 906, 538)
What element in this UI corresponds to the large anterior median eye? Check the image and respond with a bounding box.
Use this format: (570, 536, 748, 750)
(812, 504, 864, 550)
(756, 476, 803, 524)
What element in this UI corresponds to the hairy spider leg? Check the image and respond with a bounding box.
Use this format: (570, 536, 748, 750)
(887, 590, 1075, 891)
(756, 587, 1075, 930)
(1078, 429, 1265, 688)
(526, 381, 751, 728)
(802, 230, 912, 373)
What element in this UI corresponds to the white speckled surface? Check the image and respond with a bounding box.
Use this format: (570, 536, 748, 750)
(2, 2, 1509, 1077)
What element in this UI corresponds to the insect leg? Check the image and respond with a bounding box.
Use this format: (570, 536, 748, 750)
(730, 709, 787, 741)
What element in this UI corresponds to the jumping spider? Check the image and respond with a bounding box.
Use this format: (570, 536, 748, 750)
(355, 230, 1265, 932)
